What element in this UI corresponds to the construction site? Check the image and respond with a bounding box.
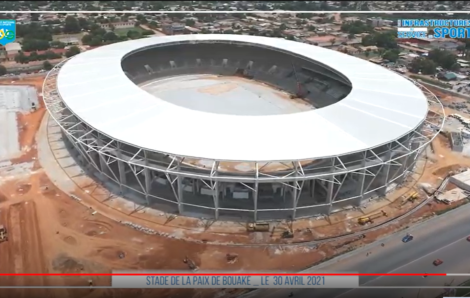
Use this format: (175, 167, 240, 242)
(0, 53, 470, 298)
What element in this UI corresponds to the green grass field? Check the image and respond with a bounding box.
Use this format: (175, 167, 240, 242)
(113, 26, 145, 37)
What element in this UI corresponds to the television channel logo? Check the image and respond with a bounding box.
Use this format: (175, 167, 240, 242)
(0, 20, 16, 46)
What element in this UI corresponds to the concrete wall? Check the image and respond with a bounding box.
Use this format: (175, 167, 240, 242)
(449, 171, 470, 192)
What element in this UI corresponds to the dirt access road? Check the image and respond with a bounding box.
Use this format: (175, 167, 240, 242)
(0, 201, 47, 286)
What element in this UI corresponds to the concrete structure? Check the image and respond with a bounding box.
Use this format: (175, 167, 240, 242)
(450, 131, 464, 152)
(367, 17, 384, 27)
(100, 21, 135, 30)
(161, 23, 185, 35)
(4, 42, 21, 60)
(58, 37, 79, 45)
(0, 86, 39, 161)
(449, 170, 470, 192)
(43, 34, 444, 221)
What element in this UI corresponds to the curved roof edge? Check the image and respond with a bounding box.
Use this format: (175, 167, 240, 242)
(56, 34, 429, 162)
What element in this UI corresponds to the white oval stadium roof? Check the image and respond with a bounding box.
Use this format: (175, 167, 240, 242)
(57, 34, 428, 162)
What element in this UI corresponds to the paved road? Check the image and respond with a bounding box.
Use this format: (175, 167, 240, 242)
(246, 204, 470, 298)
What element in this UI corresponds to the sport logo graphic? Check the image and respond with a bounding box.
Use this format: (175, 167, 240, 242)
(0, 20, 16, 46)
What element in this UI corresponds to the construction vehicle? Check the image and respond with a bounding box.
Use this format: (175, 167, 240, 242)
(0, 225, 7, 242)
(246, 222, 270, 232)
(407, 191, 419, 203)
(281, 230, 294, 238)
(270, 225, 294, 239)
(357, 210, 388, 225)
(183, 256, 198, 271)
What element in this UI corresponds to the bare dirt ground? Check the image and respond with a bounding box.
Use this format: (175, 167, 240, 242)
(0, 77, 467, 298)
(0, 76, 329, 297)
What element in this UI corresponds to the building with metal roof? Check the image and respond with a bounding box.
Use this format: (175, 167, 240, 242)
(43, 34, 444, 221)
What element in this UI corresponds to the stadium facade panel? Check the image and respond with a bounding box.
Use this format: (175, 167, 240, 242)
(43, 35, 444, 221)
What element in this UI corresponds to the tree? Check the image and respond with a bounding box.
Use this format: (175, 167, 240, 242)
(77, 17, 89, 30)
(81, 34, 93, 45)
(341, 20, 371, 35)
(409, 57, 437, 75)
(16, 23, 52, 41)
(50, 41, 66, 49)
(148, 21, 159, 29)
(374, 31, 398, 49)
(361, 35, 375, 46)
(136, 14, 148, 24)
(103, 31, 118, 42)
(44, 50, 61, 59)
(0, 65, 6, 76)
(14, 52, 29, 64)
(63, 16, 81, 34)
(65, 46, 80, 58)
(141, 30, 154, 36)
(382, 50, 399, 62)
(127, 30, 141, 39)
(361, 31, 398, 50)
(428, 49, 458, 70)
(43, 60, 53, 70)
(21, 39, 50, 52)
(185, 19, 195, 26)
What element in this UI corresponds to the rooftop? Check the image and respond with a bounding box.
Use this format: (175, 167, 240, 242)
(55, 34, 429, 162)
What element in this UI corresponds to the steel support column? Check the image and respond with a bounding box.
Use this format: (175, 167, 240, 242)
(176, 161, 184, 215)
(96, 138, 108, 177)
(116, 143, 127, 195)
(253, 162, 259, 222)
(397, 140, 412, 185)
(311, 180, 316, 202)
(143, 151, 152, 205)
(327, 159, 335, 215)
(355, 152, 367, 206)
(292, 182, 298, 219)
(211, 161, 220, 220)
(379, 146, 393, 196)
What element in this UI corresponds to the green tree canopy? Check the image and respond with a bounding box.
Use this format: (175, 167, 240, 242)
(409, 57, 437, 75)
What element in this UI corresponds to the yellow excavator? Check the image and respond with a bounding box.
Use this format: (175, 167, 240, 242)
(358, 210, 388, 225)
(246, 222, 270, 232)
(270, 225, 294, 239)
(407, 191, 419, 203)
